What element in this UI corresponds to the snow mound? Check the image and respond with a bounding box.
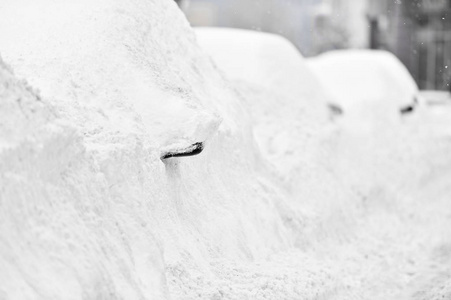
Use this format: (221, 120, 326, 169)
(307, 50, 419, 133)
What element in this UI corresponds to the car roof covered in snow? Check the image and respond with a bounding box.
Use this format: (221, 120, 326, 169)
(307, 49, 419, 109)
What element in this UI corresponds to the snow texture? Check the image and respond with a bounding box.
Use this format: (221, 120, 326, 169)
(1, 1, 451, 300)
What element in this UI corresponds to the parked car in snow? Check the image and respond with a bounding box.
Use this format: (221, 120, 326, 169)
(195, 27, 338, 187)
(307, 50, 420, 132)
(419, 90, 451, 106)
(195, 27, 340, 118)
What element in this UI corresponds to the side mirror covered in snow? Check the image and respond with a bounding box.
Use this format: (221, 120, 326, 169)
(400, 105, 415, 114)
(328, 102, 344, 116)
(161, 142, 204, 160)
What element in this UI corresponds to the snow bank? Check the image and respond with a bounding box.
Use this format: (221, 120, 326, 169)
(307, 50, 419, 133)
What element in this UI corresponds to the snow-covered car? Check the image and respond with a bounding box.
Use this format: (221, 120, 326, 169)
(419, 90, 451, 106)
(307, 50, 420, 131)
(195, 27, 341, 117)
(2, 2, 451, 299)
(195, 27, 336, 183)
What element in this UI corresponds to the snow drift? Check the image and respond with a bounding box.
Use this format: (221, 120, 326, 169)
(1, 1, 451, 300)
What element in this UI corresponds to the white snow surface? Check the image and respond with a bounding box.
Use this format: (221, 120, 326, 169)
(1, 2, 451, 300)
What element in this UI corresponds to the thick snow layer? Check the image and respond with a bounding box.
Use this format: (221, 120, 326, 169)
(307, 50, 420, 133)
(1, 2, 451, 300)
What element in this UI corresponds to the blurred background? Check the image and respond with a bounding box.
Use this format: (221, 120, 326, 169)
(179, 0, 451, 91)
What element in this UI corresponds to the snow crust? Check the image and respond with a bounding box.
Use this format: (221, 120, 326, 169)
(1, 2, 451, 300)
